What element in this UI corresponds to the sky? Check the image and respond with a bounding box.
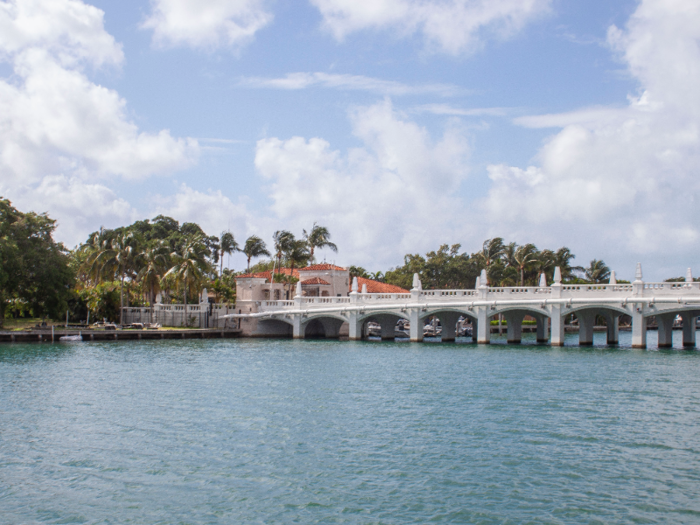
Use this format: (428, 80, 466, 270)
(1, 0, 699, 281)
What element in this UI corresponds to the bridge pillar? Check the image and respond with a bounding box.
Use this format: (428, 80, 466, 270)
(409, 309, 423, 343)
(476, 308, 490, 344)
(292, 316, 304, 339)
(503, 311, 525, 344)
(605, 313, 619, 345)
(437, 312, 460, 342)
(657, 313, 674, 348)
(347, 313, 363, 341)
(681, 312, 697, 348)
(631, 308, 647, 349)
(577, 311, 595, 346)
(380, 320, 395, 341)
(550, 305, 565, 346)
(536, 315, 549, 343)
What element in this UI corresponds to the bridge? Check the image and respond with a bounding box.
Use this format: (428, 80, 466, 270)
(224, 265, 700, 349)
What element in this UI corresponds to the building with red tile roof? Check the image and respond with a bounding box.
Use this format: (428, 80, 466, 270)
(354, 277, 409, 294)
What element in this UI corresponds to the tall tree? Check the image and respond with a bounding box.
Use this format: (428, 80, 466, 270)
(83, 231, 140, 325)
(477, 237, 505, 284)
(136, 242, 169, 305)
(584, 259, 611, 284)
(243, 235, 270, 273)
(0, 199, 74, 326)
(283, 238, 311, 297)
(272, 230, 294, 273)
(513, 243, 539, 286)
(164, 234, 211, 308)
(554, 247, 580, 281)
(303, 223, 338, 262)
(219, 231, 239, 276)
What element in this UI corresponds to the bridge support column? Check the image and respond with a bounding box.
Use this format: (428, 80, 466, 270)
(681, 312, 697, 348)
(380, 320, 395, 341)
(577, 311, 595, 346)
(631, 309, 647, 349)
(409, 309, 423, 343)
(476, 308, 490, 344)
(292, 316, 304, 339)
(504, 311, 525, 344)
(536, 315, 549, 343)
(438, 313, 460, 342)
(657, 314, 674, 348)
(550, 306, 565, 346)
(347, 313, 363, 341)
(605, 314, 619, 345)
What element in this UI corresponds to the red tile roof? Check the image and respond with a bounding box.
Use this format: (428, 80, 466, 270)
(301, 277, 331, 285)
(299, 264, 347, 271)
(353, 277, 409, 294)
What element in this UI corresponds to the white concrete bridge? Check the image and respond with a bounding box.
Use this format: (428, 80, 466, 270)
(224, 265, 700, 349)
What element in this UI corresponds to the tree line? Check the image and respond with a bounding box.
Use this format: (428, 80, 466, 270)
(351, 239, 619, 291)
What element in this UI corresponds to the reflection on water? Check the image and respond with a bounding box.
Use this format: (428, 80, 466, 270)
(1, 337, 699, 524)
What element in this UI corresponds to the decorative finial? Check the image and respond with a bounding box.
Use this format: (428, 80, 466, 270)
(412, 273, 422, 291)
(295, 281, 302, 297)
(475, 275, 481, 289)
(201, 288, 208, 303)
(635, 262, 643, 282)
(539, 273, 546, 287)
(361, 283, 367, 294)
(351, 276, 358, 292)
(686, 268, 693, 283)
(609, 270, 616, 285)
(155, 292, 162, 304)
(553, 266, 562, 284)
(480, 269, 488, 287)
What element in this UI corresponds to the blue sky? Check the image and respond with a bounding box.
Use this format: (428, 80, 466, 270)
(1, 0, 698, 280)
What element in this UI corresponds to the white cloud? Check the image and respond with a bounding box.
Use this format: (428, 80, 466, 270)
(153, 183, 253, 240)
(0, 0, 200, 245)
(309, 0, 551, 54)
(254, 99, 470, 267)
(3, 175, 137, 247)
(240, 72, 459, 96)
(480, 0, 700, 278)
(413, 103, 507, 117)
(143, 0, 272, 50)
(0, 0, 123, 66)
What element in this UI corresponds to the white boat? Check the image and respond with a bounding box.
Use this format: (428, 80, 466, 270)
(59, 334, 82, 342)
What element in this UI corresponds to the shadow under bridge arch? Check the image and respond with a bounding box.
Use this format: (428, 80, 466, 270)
(302, 315, 347, 339)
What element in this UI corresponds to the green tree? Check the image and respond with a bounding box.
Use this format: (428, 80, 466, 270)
(136, 242, 169, 305)
(272, 230, 294, 273)
(283, 238, 311, 297)
(0, 199, 75, 327)
(164, 234, 212, 307)
(303, 223, 338, 262)
(584, 259, 611, 284)
(513, 243, 539, 286)
(219, 231, 239, 276)
(243, 235, 271, 272)
(82, 230, 141, 325)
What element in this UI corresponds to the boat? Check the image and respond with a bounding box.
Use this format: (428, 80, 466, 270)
(59, 333, 83, 342)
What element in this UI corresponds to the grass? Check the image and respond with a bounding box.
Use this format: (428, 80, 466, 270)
(2, 318, 62, 331)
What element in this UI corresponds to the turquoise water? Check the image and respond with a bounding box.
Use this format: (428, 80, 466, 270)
(1, 333, 700, 524)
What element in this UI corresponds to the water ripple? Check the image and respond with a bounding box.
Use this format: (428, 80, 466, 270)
(1, 336, 700, 523)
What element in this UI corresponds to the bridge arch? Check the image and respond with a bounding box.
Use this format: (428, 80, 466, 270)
(257, 317, 294, 338)
(301, 314, 347, 339)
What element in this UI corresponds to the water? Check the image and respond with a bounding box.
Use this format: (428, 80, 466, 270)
(2, 333, 700, 524)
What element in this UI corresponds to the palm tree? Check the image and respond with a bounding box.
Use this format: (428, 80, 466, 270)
(243, 235, 270, 273)
(584, 259, 611, 284)
(219, 231, 239, 276)
(477, 237, 505, 284)
(273, 230, 294, 274)
(513, 243, 538, 286)
(165, 234, 211, 308)
(303, 223, 338, 262)
(534, 249, 556, 282)
(283, 238, 311, 297)
(554, 247, 579, 281)
(83, 230, 140, 325)
(136, 242, 168, 305)
(502, 242, 518, 269)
